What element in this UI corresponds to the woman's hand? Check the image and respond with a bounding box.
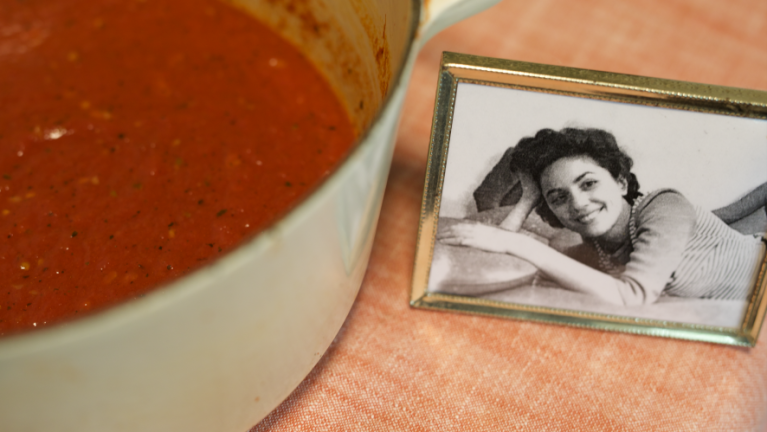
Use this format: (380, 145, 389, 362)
(516, 170, 541, 205)
(498, 169, 541, 232)
(438, 222, 520, 254)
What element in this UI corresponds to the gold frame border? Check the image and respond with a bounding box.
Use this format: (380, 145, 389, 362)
(410, 52, 767, 347)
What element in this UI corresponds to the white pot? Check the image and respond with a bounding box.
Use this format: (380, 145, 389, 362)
(0, 1, 498, 430)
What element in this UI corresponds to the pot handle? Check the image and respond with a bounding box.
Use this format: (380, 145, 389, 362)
(419, 0, 502, 43)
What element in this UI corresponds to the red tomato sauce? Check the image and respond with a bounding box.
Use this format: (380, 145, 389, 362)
(0, 0, 356, 336)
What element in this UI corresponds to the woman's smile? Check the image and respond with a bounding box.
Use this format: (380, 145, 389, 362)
(575, 206, 603, 224)
(540, 156, 631, 240)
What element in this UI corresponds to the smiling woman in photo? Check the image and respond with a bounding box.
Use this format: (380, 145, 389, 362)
(438, 128, 767, 306)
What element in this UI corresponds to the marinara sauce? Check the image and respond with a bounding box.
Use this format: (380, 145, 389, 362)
(0, 0, 356, 335)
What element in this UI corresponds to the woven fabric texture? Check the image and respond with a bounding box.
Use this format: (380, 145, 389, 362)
(253, 0, 767, 430)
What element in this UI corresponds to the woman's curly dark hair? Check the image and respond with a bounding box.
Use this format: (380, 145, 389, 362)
(509, 128, 642, 228)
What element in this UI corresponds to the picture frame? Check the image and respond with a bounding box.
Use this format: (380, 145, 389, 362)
(410, 52, 767, 346)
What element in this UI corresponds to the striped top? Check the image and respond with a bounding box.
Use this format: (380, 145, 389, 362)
(597, 189, 765, 304)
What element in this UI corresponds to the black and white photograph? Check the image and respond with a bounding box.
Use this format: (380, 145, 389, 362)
(422, 78, 767, 331)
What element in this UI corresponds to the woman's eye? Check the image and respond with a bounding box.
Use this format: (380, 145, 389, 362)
(581, 180, 597, 190)
(549, 194, 567, 206)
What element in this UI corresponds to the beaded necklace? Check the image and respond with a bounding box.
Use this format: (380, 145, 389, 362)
(593, 241, 620, 276)
(590, 197, 643, 277)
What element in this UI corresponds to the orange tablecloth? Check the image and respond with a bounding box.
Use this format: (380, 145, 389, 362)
(254, 1, 767, 430)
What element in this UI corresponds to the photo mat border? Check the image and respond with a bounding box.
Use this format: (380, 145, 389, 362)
(410, 52, 767, 347)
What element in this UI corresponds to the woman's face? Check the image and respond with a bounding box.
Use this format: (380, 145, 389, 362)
(540, 156, 629, 239)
